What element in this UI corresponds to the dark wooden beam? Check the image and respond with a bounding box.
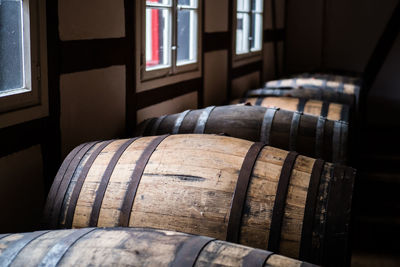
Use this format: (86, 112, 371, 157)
(0, 118, 47, 158)
(136, 78, 202, 110)
(204, 32, 230, 52)
(60, 38, 127, 74)
(264, 28, 285, 42)
(232, 60, 263, 79)
(124, 0, 137, 136)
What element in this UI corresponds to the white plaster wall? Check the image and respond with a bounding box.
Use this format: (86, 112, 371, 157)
(232, 72, 260, 99)
(205, 0, 229, 32)
(137, 92, 198, 123)
(204, 51, 228, 106)
(58, 0, 125, 40)
(60, 66, 126, 157)
(0, 146, 44, 233)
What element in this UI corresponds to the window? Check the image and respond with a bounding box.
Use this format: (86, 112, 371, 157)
(0, 0, 48, 127)
(235, 0, 263, 59)
(142, 0, 200, 81)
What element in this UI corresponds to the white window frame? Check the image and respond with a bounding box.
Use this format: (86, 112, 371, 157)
(232, 0, 264, 67)
(136, 0, 202, 92)
(0, 0, 48, 128)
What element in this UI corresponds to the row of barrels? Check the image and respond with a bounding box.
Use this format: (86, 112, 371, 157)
(0, 72, 358, 266)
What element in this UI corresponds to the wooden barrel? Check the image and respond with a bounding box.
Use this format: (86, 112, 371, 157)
(44, 134, 355, 266)
(231, 96, 351, 122)
(136, 105, 349, 163)
(0, 228, 317, 267)
(292, 72, 361, 85)
(265, 77, 360, 97)
(243, 88, 355, 107)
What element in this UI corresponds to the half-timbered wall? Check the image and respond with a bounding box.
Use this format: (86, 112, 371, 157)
(0, 0, 284, 233)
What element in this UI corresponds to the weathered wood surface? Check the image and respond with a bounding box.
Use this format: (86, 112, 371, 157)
(44, 135, 355, 266)
(265, 77, 360, 96)
(136, 105, 348, 163)
(291, 73, 361, 85)
(0, 228, 318, 267)
(243, 88, 355, 107)
(232, 96, 351, 122)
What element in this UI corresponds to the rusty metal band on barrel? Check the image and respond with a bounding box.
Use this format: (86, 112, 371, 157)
(226, 142, 266, 243)
(255, 97, 264, 106)
(315, 117, 326, 159)
(260, 107, 279, 144)
(65, 140, 114, 228)
(320, 102, 329, 117)
(297, 98, 307, 113)
(0, 230, 50, 266)
(332, 121, 343, 163)
(142, 117, 158, 136)
(268, 151, 299, 252)
(43, 142, 88, 226)
(38, 228, 96, 267)
(299, 159, 325, 261)
(48, 142, 99, 229)
(151, 115, 168, 136)
(89, 138, 140, 227)
(289, 111, 302, 151)
(194, 106, 216, 134)
(172, 235, 215, 267)
(242, 249, 274, 266)
(119, 135, 170, 227)
(340, 105, 350, 122)
(172, 110, 191, 134)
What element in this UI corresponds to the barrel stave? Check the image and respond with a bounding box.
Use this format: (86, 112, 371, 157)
(0, 228, 314, 267)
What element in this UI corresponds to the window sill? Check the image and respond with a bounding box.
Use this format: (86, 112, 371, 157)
(137, 68, 202, 93)
(232, 51, 263, 68)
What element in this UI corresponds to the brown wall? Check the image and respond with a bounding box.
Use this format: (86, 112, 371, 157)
(285, 0, 398, 74)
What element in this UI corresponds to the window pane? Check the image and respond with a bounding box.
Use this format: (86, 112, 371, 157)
(237, 0, 250, 12)
(236, 13, 250, 54)
(251, 0, 263, 12)
(250, 13, 262, 51)
(146, 8, 171, 70)
(146, 0, 171, 6)
(177, 9, 197, 66)
(178, 0, 197, 8)
(0, 0, 24, 92)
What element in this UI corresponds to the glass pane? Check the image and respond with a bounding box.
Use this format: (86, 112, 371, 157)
(250, 13, 262, 51)
(236, 13, 250, 54)
(0, 0, 24, 92)
(146, 0, 171, 6)
(237, 0, 250, 12)
(145, 7, 171, 70)
(177, 9, 198, 66)
(251, 0, 263, 12)
(178, 0, 197, 8)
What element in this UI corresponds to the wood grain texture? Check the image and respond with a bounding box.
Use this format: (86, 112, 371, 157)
(244, 88, 355, 107)
(232, 97, 349, 122)
(136, 105, 348, 163)
(0, 228, 317, 267)
(44, 135, 355, 265)
(265, 77, 360, 96)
